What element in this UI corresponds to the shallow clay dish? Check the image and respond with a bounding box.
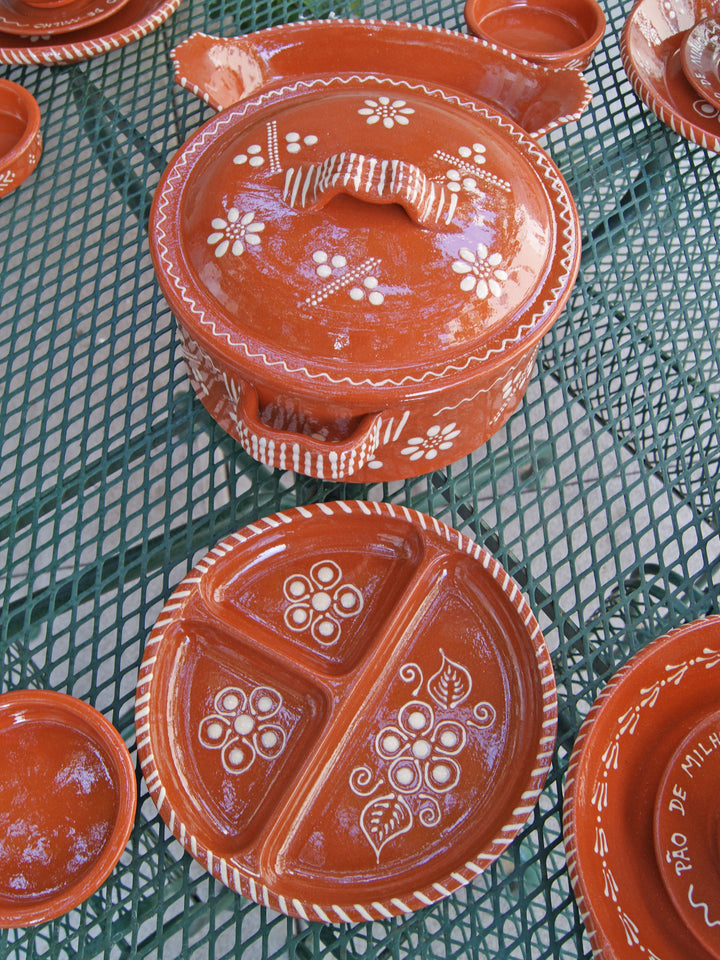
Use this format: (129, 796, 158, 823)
(622, 0, 720, 154)
(0, 0, 129, 36)
(171, 19, 592, 140)
(136, 501, 557, 923)
(564, 615, 720, 959)
(654, 708, 720, 958)
(0, 79, 41, 198)
(0, 690, 137, 927)
(682, 16, 720, 110)
(0, 0, 179, 65)
(150, 72, 580, 482)
(464, 0, 606, 71)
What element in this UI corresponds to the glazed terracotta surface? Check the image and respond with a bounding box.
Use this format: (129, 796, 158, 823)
(682, 16, 720, 109)
(151, 73, 580, 481)
(0, 0, 179, 64)
(622, 0, 720, 154)
(135, 501, 558, 923)
(0, 690, 137, 927)
(654, 709, 720, 958)
(0, 0, 129, 36)
(564, 615, 720, 960)
(0, 79, 41, 198)
(171, 19, 592, 139)
(464, 0, 606, 70)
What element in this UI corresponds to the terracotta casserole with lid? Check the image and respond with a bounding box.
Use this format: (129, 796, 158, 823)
(150, 69, 581, 481)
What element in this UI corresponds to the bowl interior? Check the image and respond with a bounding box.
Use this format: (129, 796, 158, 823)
(466, 0, 603, 58)
(0, 83, 32, 161)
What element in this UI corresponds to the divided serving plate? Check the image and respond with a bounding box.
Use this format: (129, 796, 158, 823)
(136, 501, 558, 923)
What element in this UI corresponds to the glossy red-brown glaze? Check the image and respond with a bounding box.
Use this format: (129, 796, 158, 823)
(170, 20, 592, 139)
(150, 73, 580, 481)
(464, 0, 605, 70)
(622, 0, 720, 154)
(564, 616, 720, 960)
(681, 16, 720, 110)
(136, 501, 557, 923)
(654, 709, 720, 958)
(0, 79, 41, 198)
(0, 690, 136, 928)
(0, 0, 130, 36)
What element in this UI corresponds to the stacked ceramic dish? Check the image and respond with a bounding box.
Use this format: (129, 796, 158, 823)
(622, 0, 720, 154)
(0, 78, 41, 197)
(0, 0, 179, 65)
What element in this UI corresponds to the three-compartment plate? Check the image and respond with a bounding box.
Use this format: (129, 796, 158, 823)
(136, 501, 557, 923)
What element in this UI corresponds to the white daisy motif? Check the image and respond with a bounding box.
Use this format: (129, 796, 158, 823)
(401, 423, 461, 462)
(358, 97, 415, 128)
(452, 243, 508, 299)
(207, 209, 265, 258)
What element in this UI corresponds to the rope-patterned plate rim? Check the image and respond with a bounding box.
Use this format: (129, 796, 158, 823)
(135, 500, 558, 924)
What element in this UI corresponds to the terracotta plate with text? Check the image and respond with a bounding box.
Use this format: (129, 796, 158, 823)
(564, 615, 720, 959)
(136, 501, 557, 923)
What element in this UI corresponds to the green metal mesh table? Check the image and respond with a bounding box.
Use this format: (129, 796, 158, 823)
(1, 0, 718, 956)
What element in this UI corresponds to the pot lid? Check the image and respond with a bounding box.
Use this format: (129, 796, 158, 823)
(135, 500, 557, 923)
(152, 75, 579, 396)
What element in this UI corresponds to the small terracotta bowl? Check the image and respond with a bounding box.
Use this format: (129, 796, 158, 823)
(464, 0, 606, 71)
(0, 690, 137, 927)
(0, 79, 42, 199)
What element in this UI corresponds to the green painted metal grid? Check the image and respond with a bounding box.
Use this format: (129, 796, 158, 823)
(1, 0, 719, 956)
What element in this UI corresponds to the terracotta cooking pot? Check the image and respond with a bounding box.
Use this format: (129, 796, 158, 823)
(151, 30, 581, 482)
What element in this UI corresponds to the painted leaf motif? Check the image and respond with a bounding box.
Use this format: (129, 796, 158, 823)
(360, 792, 412, 862)
(428, 650, 472, 709)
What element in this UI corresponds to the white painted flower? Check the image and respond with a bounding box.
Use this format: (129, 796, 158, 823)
(358, 96, 414, 129)
(207, 209, 265, 258)
(452, 243, 508, 299)
(283, 561, 363, 646)
(401, 422, 461, 462)
(377, 700, 465, 795)
(198, 685, 286, 774)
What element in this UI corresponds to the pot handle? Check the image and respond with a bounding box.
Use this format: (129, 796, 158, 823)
(231, 378, 384, 479)
(284, 154, 448, 230)
(171, 33, 264, 111)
